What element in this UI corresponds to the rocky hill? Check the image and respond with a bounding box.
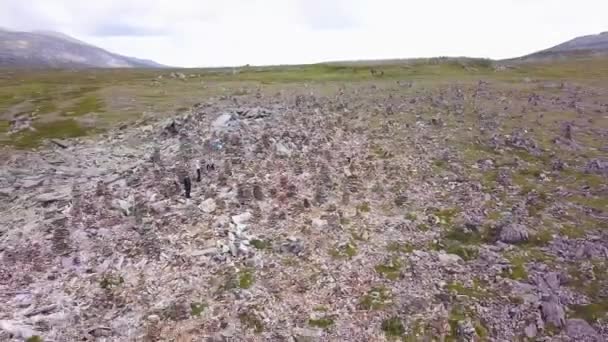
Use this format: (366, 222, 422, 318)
(0, 28, 165, 68)
(515, 31, 608, 61)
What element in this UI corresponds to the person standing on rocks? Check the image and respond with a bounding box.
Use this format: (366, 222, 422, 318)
(177, 133, 195, 198)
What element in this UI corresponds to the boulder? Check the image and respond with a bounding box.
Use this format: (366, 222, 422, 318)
(499, 223, 529, 244)
(199, 198, 217, 213)
(566, 319, 600, 340)
(540, 296, 566, 328)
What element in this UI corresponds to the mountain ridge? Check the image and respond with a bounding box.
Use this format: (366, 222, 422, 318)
(511, 31, 608, 61)
(0, 28, 166, 68)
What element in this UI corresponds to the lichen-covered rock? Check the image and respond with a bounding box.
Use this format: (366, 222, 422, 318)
(566, 319, 600, 341)
(540, 296, 566, 329)
(499, 223, 529, 244)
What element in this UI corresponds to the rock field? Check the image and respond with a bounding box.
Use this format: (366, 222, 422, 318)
(0, 80, 607, 341)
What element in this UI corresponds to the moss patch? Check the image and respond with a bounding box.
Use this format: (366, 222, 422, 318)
(446, 279, 493, 299)
(381, 317, 405, 338)
(308, 316, 335, 329)
(570, 301, 608, 323)
(446, 244, 479, 261)
(100, 274, 124, 289)
(417, 223, 430, 232)
(26, 337, 43, 342)
(357, 202, 371, 213)
(0, 120, 9, 133)
(571, 195, 608, 212)
(375, 259, 403, 280)
(444, 227, 482, 244)
(190, 302, 206, 317)
(432, 207, 460, 225)
(250, 239, 272, 250)
(10, 119, 91, 149)
(446, 305, 488, 341)
(525, 229, 553, 247)
(62, 95, 104, 117)
(501, 256, 528, 280)
(387, 241, 415, 254)
(360, 286, 393, 310)
(238, 270, 255, 289)
(330, 241, 358, 259)
(239, 311, 264, 333)
(560, 225, 586, 239)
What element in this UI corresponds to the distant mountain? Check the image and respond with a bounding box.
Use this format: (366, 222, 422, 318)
(515, 31, 608, 61)
(0, 28, 166, 68)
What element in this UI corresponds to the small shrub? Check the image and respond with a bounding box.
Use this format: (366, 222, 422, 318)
(381, 317, 405, 337)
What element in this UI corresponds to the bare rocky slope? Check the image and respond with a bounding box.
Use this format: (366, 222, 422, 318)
(513, 31, 608, 61)
(0, 81, 607, 341)
(0, 28, 165, 68)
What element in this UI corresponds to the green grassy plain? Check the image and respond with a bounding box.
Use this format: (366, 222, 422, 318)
(1, 56, 608, 148)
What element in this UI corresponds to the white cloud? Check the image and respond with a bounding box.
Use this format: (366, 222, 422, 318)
(1, 0, 607, 67)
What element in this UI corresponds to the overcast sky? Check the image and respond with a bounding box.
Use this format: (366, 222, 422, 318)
(1, 0, 607, 67)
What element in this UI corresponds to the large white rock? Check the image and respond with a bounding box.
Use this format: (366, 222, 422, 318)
(275, 142, 292, 157)
(199, 198, 217, 213)
(232, 212, 252, 227)
(437, 252, 463, 265)
(212, 113, 233, 130)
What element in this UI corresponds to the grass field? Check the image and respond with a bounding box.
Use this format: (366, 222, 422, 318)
(1, 56, 608, 148)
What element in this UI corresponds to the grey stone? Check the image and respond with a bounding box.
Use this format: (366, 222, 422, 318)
(232, 212, 252, 227)
(229, 243, 238, 257)
(499, 223, 529, 244)
(524, 323, 537, 338)
(312, 218, 327, 229)
(566, 319, 599, 340)
(293, 327, 322, 342)
(280, 238, 305, 256)
(275, 142, 292, 157)
(0, 320, 36, 340)
(511, 281, 540, 304)
(540, 296, 566, 328)
(192, 248, 218, 257)
(20, 178, 44, 189)
(437, 252, 463, 265)
(544, 272, 561, 291)
(35, 187, 72, 203)
(585, 159, 608, 175)
(575, 241, 608, 259)
(112, 196, 134, 216)
(199, 198, 217, 213)
(212, 114, 234, 130)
